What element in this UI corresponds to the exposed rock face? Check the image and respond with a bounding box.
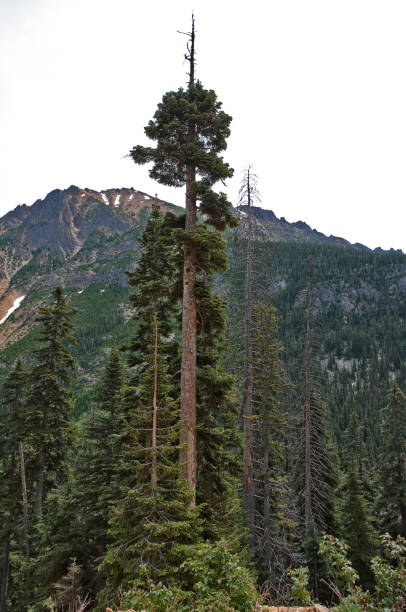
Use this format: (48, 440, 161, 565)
(0, 186, 178, 348)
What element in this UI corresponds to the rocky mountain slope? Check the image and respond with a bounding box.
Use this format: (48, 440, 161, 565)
(1, 184, 402, 351)
(0, 186, 180, 348)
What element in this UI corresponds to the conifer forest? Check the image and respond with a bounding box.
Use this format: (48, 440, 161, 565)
(1, 18, 406, 612)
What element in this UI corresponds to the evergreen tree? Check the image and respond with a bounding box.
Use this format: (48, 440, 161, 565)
(129, 17, 237, 499)
(251, 302, 298, 582)
(0, 360, 29, 611)
(27, 286, 77, 515)
(338, 469, 378, 588)
(34, 348, 125, 604)
(195, 271, 242, 541)
(379, 384, 406, 537)
(97, 205, 200, 607)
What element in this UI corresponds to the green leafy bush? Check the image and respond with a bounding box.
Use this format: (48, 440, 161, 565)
(118, 541, 258, 612)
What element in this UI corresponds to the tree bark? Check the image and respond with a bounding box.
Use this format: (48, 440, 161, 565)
(180, 165, 197, 501)
(19, 442, 30, 559)
(180, 16, 197, 502)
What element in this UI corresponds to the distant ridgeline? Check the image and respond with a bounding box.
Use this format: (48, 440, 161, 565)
(0, 185, 405, 453)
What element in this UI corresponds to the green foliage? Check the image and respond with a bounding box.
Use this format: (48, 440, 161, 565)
(378, 385, 406, 538)
(118, 542, 257, 612)
(288, 567, 312, 606)
(28, 286, 77, 511)
(371, 534, 406, 610)
(337, 470, 378, 587)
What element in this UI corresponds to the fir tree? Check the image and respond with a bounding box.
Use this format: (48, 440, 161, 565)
(251, 302, 298, 581)
(27, 286, 77, 515)
(35, 348, 125, 604)
(0, 360, 29, 611)
(97, 205, 200, 606)
(338, 469, 378, 588)
(129, 17, 237, 499)
(379, 384, 406, 537)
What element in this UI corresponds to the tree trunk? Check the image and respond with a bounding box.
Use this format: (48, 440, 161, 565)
(34, 444, 45, 516)
(243, 168, 255, 537)
(151, 313, 158, 490)
(19, 442, 30, 559)
(304, 277, 312, 536)
(180, 16, 197, 502)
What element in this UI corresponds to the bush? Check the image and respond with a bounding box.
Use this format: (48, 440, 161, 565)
(118, 541, 258, 612)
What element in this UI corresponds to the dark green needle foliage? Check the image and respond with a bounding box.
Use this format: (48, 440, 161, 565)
(337, 468, 378, 588)
(379, 384, 406, 538)
(130, 81, 237, 230)
(97, 208, 200, 608)
(125, 203, 179, 376)
(27, 286, 77, 515)
(0, 360, 29, 611)
(251, 303, 298, 581)
(36, 348, 126, 604)
(195, 272, 242, 541)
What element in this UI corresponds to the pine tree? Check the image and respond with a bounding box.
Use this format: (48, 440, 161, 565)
(97, 204, 200, 606)
(27, 286, 77, 516)
(296, 274, 337, 537)
(251, 302, 298, 581)
(0, 360, 29, 612)
(34, 348, 125, 603)
(129, 17, 237, 500)
(379, 384, 406, 537)
(338, 469, 378, 588)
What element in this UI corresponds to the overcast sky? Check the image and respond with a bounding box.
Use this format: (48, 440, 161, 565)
(1, 0, 405, 250)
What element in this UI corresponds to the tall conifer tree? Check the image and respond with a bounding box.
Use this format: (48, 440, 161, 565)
(0, 360, 29, 612)
(98, 205, 200, 606)
(379, 384, 406, 537)
(129, 17, 237, 500)
(28, 286, 77, 516)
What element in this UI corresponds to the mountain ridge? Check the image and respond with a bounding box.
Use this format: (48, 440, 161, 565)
(0, 185, 403, 353)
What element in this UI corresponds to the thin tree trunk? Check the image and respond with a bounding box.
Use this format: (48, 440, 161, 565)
(19, 442, 30, 559)
(151, 313, 158, 490)
(34, 444, 44, 516)
(304, 277, 312, 536)
(180, 16, 197, 502)
(243, 168, 255, 537)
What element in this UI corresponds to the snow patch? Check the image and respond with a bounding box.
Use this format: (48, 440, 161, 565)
(78, 290, 84, 294)
(143, 195, 150, 200)
(100, 289, 105, 293)
(81, 194, 86, 198)
(101, 193, 109, 206)
(0, 295, 26, 325)
(129, 194, 134, 201)
(114, 195, 120, 207)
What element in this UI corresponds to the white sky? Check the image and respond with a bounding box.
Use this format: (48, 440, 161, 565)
(1, 0, 405, 251)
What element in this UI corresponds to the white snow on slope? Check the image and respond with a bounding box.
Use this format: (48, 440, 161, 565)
(78, 290, 84, 294)
(129, 194, 133, 200)
(81, 194, 86, 197)
(101, 193, 109, 206)
(114, 195, 120, 207)
(0, 295, 26, 325)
